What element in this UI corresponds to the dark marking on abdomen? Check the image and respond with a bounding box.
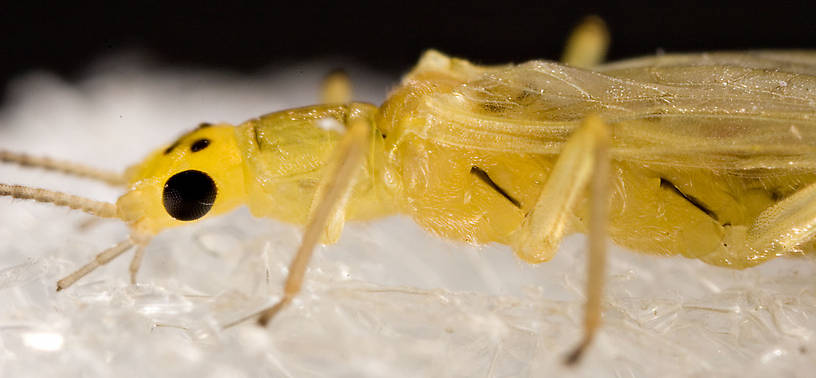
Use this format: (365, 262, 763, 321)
(470, 166, 521, 208)
(660, 177, 718, 221)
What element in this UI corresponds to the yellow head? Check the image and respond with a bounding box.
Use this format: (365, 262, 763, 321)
(117, 123, 247, 236)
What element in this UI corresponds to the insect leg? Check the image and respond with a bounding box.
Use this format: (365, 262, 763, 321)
(566, 116, 610, 365)
(509, 115, 609, 364)
(560, 15, 610, 68)
(745, 182, 816, 258)
(321, 69, 352, 104)
(256, 117, 371, 326)
(512, 115, 608, 263)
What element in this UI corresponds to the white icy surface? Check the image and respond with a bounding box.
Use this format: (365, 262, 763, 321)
(0, 54, 815, 377)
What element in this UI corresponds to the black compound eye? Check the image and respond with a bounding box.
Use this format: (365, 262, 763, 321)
(162, 170, 217, 221)
(190, 138, 210, 152)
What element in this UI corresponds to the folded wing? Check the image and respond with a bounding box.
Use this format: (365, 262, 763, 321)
(409, 52, 816, 170)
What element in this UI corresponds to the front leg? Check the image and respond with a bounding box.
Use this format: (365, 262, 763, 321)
(256, 117, 372, 326)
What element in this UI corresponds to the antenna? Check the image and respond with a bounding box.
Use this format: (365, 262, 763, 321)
(0, 183, 118, 218)
(1, 149, 125, 186)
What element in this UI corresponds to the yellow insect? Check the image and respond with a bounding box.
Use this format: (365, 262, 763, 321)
(2, 16, 815, 363)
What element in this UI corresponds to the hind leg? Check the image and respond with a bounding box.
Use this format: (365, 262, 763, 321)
(561, 15, 610, 68)
(745, 182, 816, 258)
(321, 69, 352, 104)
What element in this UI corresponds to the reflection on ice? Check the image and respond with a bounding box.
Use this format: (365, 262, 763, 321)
(22, 332, 63, 352)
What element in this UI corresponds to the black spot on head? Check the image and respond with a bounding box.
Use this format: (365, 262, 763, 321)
(163, 141, 181, 155)
(163, 170, 217, 221)
(190, 138, 211, 152)
(198, 122, 212, 129)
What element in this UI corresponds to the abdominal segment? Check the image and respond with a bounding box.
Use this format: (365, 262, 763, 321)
(390, 130, 816, 268)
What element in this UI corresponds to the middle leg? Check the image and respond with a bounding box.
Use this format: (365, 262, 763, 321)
(510, 115, 610, 364)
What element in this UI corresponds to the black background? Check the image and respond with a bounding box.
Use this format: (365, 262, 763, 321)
(1, 1, 814, 103)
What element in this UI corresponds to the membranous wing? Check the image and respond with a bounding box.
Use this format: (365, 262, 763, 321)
(410, 52, 816, 170)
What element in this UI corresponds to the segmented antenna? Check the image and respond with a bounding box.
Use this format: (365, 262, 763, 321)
(0, 183, 118, 218)
(0, 150, 125, 186)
